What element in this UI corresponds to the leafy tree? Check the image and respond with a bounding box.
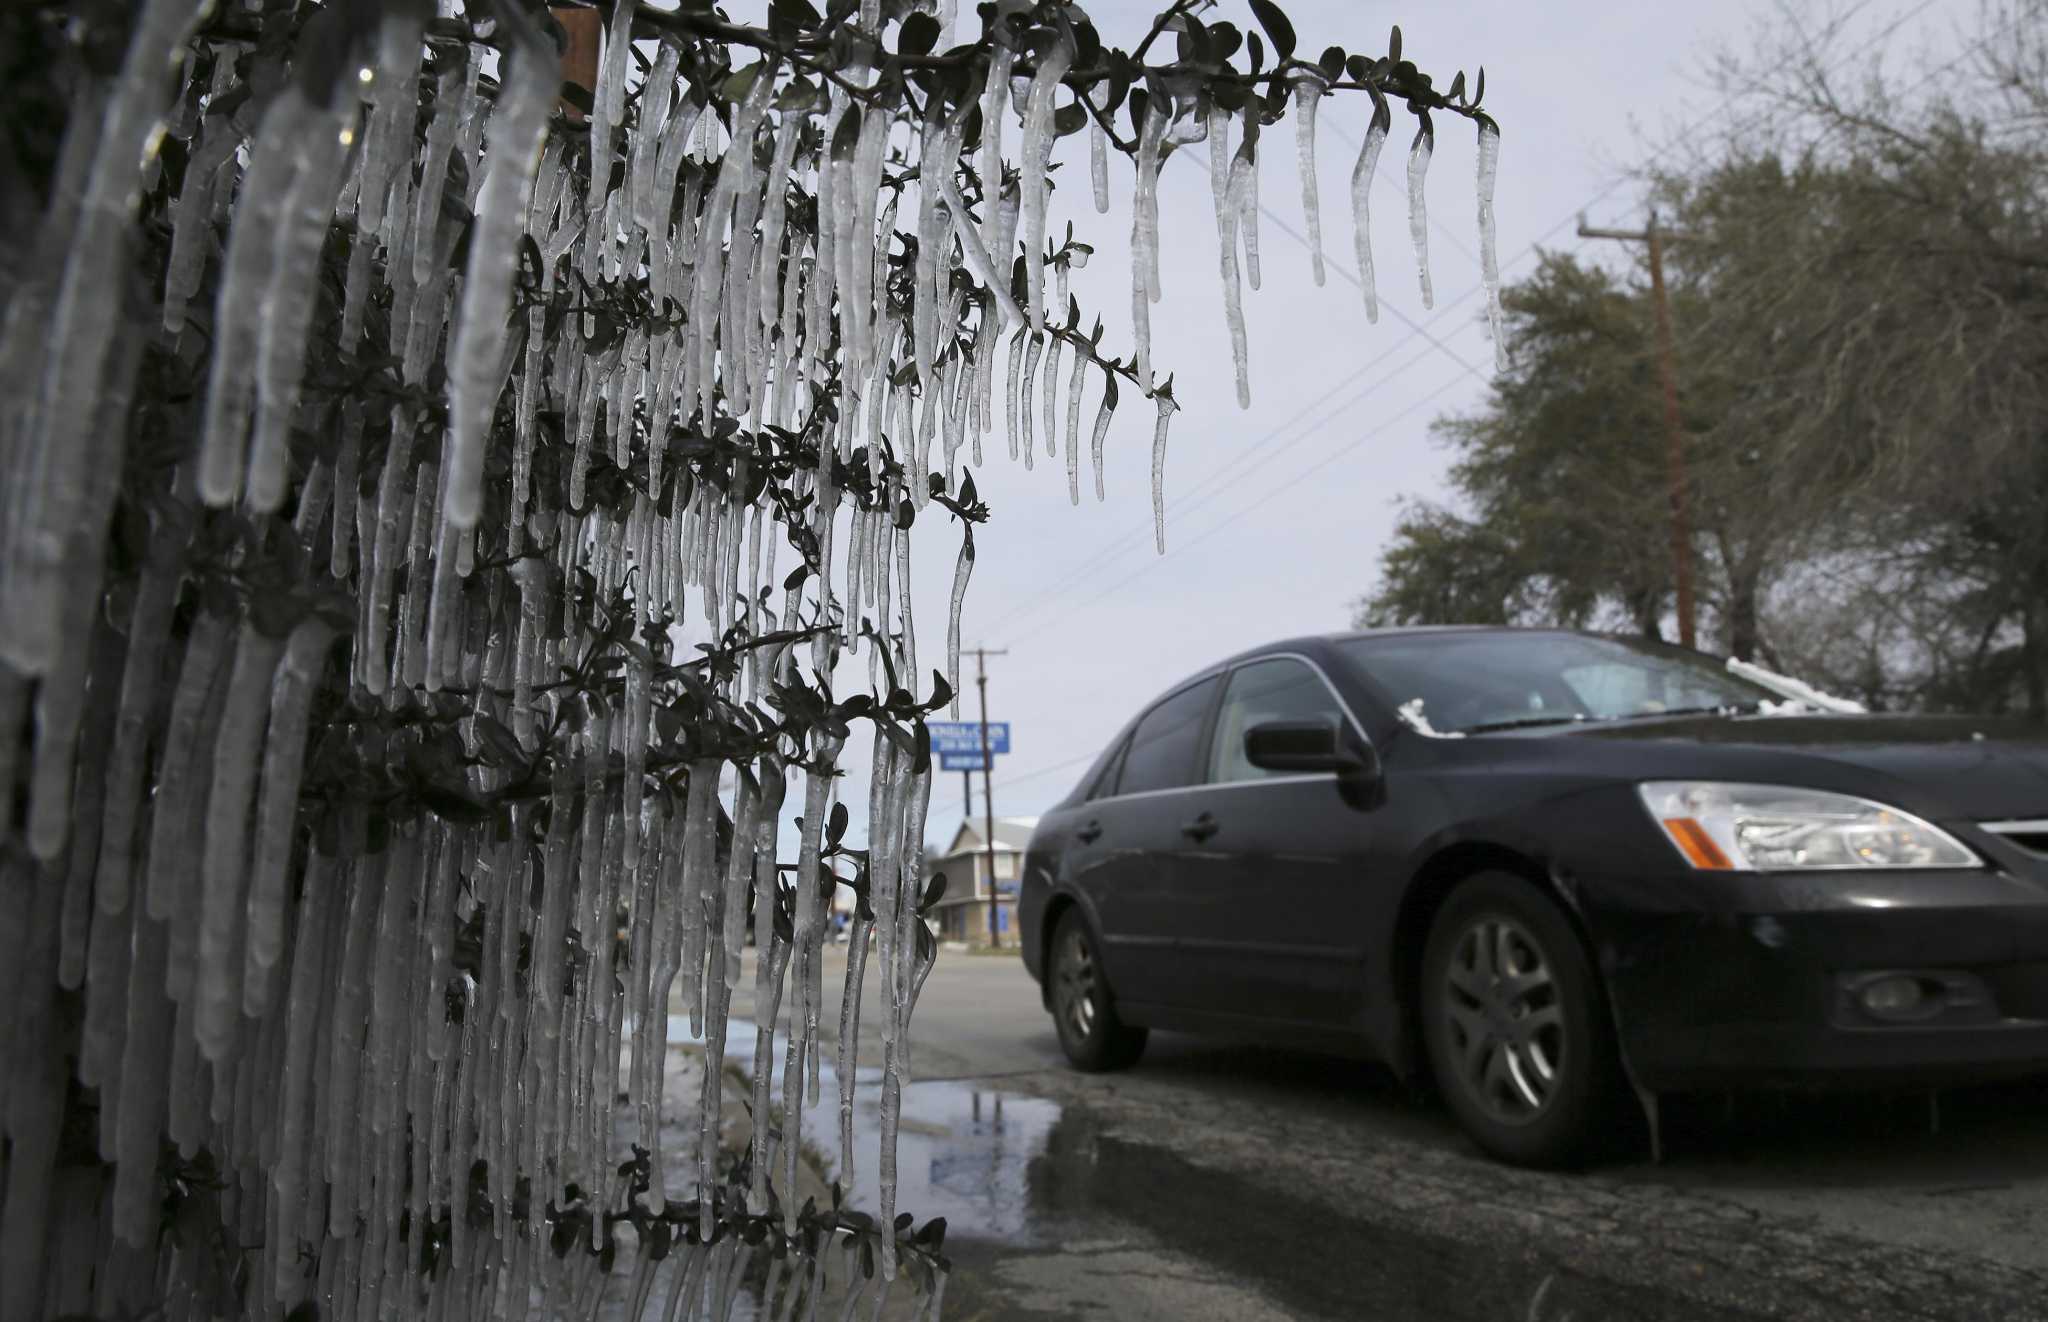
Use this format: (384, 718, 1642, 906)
(1366, 0, 2048, 715)
(0, 0, 1493, 1315)
(1359, 253, 1687, 641)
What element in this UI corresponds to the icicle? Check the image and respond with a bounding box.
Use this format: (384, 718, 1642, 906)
(353, 0, 427, 249)
(445, 3, 554, 529)
(1293, 72, 1328, 286)
(1041, 334, 1061, 464)
(163, 121, 242, 337)
(196, 89, 310, 508)
(897, 520, 917, 691)
(585, 0, 638, 283)
(1207, 104, 1251, 408)
(1349, 91, 1391, 325)
(1088, 86, 1110, 213)
(1002, 330, 1025, 462)
(1152, 392, 1176, 554)
(247, 94, 355, 514)
(1064, 343, 1088, 505)
(1476, 119, 1506, 370)
(1407, 113, 1435, 309)
(940, 170, 1024, 336)
(1018, 44, 1073, 333)
(1130, 103, 1167, 393)
(243, 616, 336, 1012)
(1230, 103, 1263, 293)
(1090, 371, 1116, 502)
(143, 612, 231, 922)
(1019, 333, 1043, 467)
(946, 533, 972, 717)
(195, 623, 286, 1060)
(977, 45, 1015, 253)
(631, 41, 683, 231)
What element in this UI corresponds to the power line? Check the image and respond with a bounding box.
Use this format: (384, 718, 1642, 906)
(986, 1, 1955, 652)
(989, 366, 1471, 797)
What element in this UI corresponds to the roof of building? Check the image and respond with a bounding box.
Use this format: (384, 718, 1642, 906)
(931, 815, 1040, 859)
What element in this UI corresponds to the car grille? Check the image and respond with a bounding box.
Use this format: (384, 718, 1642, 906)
(1982, 818, 2048, 856)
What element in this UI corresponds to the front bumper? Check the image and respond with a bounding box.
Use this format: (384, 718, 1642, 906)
(1579, 865, 2048, 1091)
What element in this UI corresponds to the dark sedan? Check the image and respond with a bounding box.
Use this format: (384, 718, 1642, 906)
(1017, 627, 2048, 1166)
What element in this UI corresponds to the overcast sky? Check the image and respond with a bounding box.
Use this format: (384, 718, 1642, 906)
(683, 0, 1965, 847)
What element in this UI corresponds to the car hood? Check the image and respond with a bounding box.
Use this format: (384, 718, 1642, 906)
(1556, 713, 2048, 820)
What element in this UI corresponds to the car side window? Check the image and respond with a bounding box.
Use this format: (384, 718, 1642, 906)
(1085, 737, 1128, 801)
(1115, 677, 1220, 796)
(1208, 657, 1348, 784)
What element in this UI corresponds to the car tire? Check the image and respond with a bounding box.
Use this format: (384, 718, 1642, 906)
(1049, 909, 1147, 1072)
(1420, 872, 1622, 1168)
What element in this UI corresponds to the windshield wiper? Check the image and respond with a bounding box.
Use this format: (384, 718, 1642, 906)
(1455, 715, 1592, 735)
(1608, 703, 1762, 722)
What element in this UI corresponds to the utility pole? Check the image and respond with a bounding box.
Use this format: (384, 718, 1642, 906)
(970, 647, 1008, 947)
(1578, 209, 1700, 649)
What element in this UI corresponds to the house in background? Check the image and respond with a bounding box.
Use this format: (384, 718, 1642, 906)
(923, 816, 1038, 946)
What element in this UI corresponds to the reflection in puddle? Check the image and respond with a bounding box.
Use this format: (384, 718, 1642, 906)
(680, 1016, 1061, 1245)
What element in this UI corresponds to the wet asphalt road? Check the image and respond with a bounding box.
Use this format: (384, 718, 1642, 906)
(724, 944, 2048, 1322)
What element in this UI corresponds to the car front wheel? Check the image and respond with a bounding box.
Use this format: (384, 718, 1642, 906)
(1420, 873, 1622, 1167)
(1049, 909, 1147, 1072)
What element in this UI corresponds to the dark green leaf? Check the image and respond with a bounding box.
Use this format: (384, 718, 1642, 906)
(419, 784, 491, 823)
(898, 12, 940, 55)
(1247, 0, 1295, 62)
(558, 81, 596, 116)
(1388, 23, 1402, 63)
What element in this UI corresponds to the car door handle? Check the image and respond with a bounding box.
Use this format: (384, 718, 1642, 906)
(1075, 820, 1102, 844)
(1181, 812, 1219, 842)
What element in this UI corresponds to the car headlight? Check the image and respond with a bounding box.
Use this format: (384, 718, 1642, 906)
(1638, 781, 1979, 871)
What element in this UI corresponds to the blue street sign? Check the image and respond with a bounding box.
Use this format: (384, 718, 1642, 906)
(926, 721, 1010, 756)
(938, 750, 990, 772)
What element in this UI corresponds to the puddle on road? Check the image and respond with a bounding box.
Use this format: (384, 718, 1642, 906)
(687, 1017, 1062, 1243)
(689, 1018, 1754, 1322)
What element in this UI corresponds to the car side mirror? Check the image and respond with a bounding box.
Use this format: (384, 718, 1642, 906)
(1244, 717, 1381, 788)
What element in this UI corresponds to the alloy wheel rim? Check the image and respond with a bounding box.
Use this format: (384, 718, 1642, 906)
(1442, 915, 1564, 1124)
(1055, 929, 1098, 1041)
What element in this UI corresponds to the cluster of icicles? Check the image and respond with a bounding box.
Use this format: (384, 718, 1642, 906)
(0, 0, 1502, 1317)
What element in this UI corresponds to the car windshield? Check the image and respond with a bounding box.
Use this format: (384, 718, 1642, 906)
(1336, 632, 1784, 735)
